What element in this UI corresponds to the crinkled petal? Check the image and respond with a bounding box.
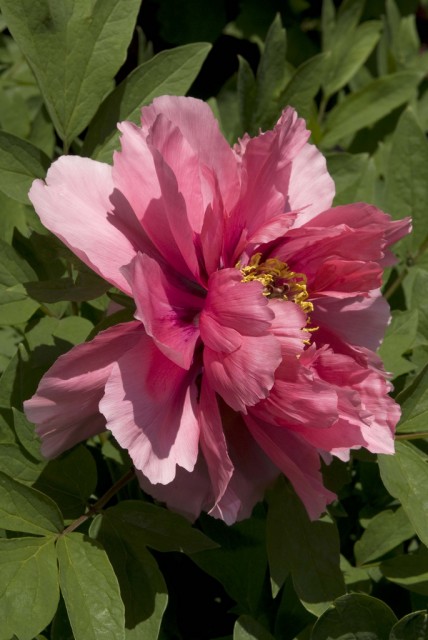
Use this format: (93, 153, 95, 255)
(29, 156, 138, 295)
(245, 416, 336, 520)
(124, 252, 203, 369)
(24, 322, 143, 458)
(99, 334, 200, 485)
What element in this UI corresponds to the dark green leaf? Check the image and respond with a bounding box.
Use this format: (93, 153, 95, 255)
(354, 507, 415, 565)
(322, 72, 421, 147)
(83, 43, 212, 162)
(12, 407, 45, 462)
(0, 0, 141, 146)
(390, 611, 428, 640)
(311, 594, 397, 640)
(395, 364, 428, 434)
(0, 536, 59, 640)
(104, 500, 217, 554)
(57, 533, 125, 640)
(381, 546, 428, 595)
(34, 446, 97, 519)
(278, 53, 327, 121)
(378, 309, 418, 378)
(327, 152, 375, 205)
(266, 477, 345, 616)
(0, 470, 63, 535)
(90, 512, 168, 639)
(237, 55, 256, 134)
(378, 442, 428, 547)
(0, 131, 50, 203)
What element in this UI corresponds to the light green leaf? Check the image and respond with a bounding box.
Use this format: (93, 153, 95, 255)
(0, 470, 63, 535)
(321, 72, 421, 147)
(0, 0, 141, 146)
(0, 536, 59, 640)
(323, 20, 382, 98)
(104, 501, 217, 554)
(378, 309, 419, 378)
(57, 533, 125, 640)
(311, 593, 397, 640)
(390, 611, 428, 640)
(395, 364, 428, 434)
(279, 53, 327, 121)
(327, 152, 375, 205)
(266, 477, 345, 616)
(0, 131, 49, 203)
(385, 108, 428, 254)
(90, 513, 168, 640)
(354, 507, 415, 565)
(83, 43, 212, 162)
(381, 546, 428, 595)
(234, 615, 275, 640)
(378, 442, 428, 547)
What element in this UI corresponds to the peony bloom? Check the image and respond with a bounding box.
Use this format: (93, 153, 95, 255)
(24, 96, 410, 524)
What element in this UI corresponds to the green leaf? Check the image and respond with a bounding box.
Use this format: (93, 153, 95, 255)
(378, 442, 428, 547)
(321, 72, 421, 147)
(354, 507, 415, 565)
(252, 14, 288, 131)
(34, 446, 97, 519)
(0, 192, 30, 244)
(0, 536, 59, 640)
(381, 546, 428, 595)
(82, 43, 212, 162)
(0, 0, 141, 146)
(0, 470, 63, 535)
(12, 407, 45, 461)
(266, 477, 345, 616)
(57, 533, 125, 640)
(278, 52, 327, 121)
(0, 238, 39, 324)
(378, 309, 419, 378)
(103, 500, 217, 554)
(311, 594, 397, 640)
(0, 130, 50, 203)
(327, 152, 375, 205)
(323, 20, 382, 98)
(390, 611, 428, 640)
(25, 270, 110, 303)
(237, 55, 257, 134)
(0, 441, 44, 486)
(385, 108, 428, 254)
(234, 615, 275, 640)
(192, 508, 267, 615)
(395, 364, 428, 434)
(90, 513, 168, 640)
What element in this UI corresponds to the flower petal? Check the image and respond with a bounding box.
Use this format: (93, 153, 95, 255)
(124, 252, 203, 369)
(99, 334, 200, 484)
(29, 156, 138, 294)
(24, 322, 143, 458)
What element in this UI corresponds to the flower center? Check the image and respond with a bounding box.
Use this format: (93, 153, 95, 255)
(240, 252, 313, 312)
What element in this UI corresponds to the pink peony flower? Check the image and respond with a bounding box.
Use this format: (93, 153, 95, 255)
(24, 96, 411, 524)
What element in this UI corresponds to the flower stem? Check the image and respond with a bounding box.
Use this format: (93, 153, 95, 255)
(395, 432, 428, 441)
(61, 467, 136, 536)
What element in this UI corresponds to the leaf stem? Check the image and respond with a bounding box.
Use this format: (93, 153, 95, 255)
(61, 467, 136, 536)
(395, 432, 428, 441)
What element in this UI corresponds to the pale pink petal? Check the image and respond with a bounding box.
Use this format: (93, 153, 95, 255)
(198, 376, 234, 508)
(29, 157, 138, 295)
(99, 334, 200, 485)
(140, 96, 240, 212)
(24, 322, 143, 458)
(124, 252, 203, 370)
(245, 416, 336, 520)
(136, 456, 213, 523)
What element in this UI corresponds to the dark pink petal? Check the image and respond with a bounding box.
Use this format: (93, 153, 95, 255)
(140, 96, 240, 212)
(200, 269, 281, 411)
(245, 416, 336, 520)
(198, 376, 234, 508)
(124, 252, 203, 370)
(99, 334, 200, 485)
(29, 157, 138, 295)
(268, 299, 308, 357)
(24, 322, 143, 458)
(313, 292, 390, 351)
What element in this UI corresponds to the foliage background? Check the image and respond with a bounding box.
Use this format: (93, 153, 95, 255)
(1, 0, 428, 638)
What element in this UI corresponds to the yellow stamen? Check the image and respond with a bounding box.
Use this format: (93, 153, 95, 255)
(239, 252, 318, 337)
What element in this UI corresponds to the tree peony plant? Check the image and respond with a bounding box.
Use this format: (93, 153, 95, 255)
(24, 96, 411, 524)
